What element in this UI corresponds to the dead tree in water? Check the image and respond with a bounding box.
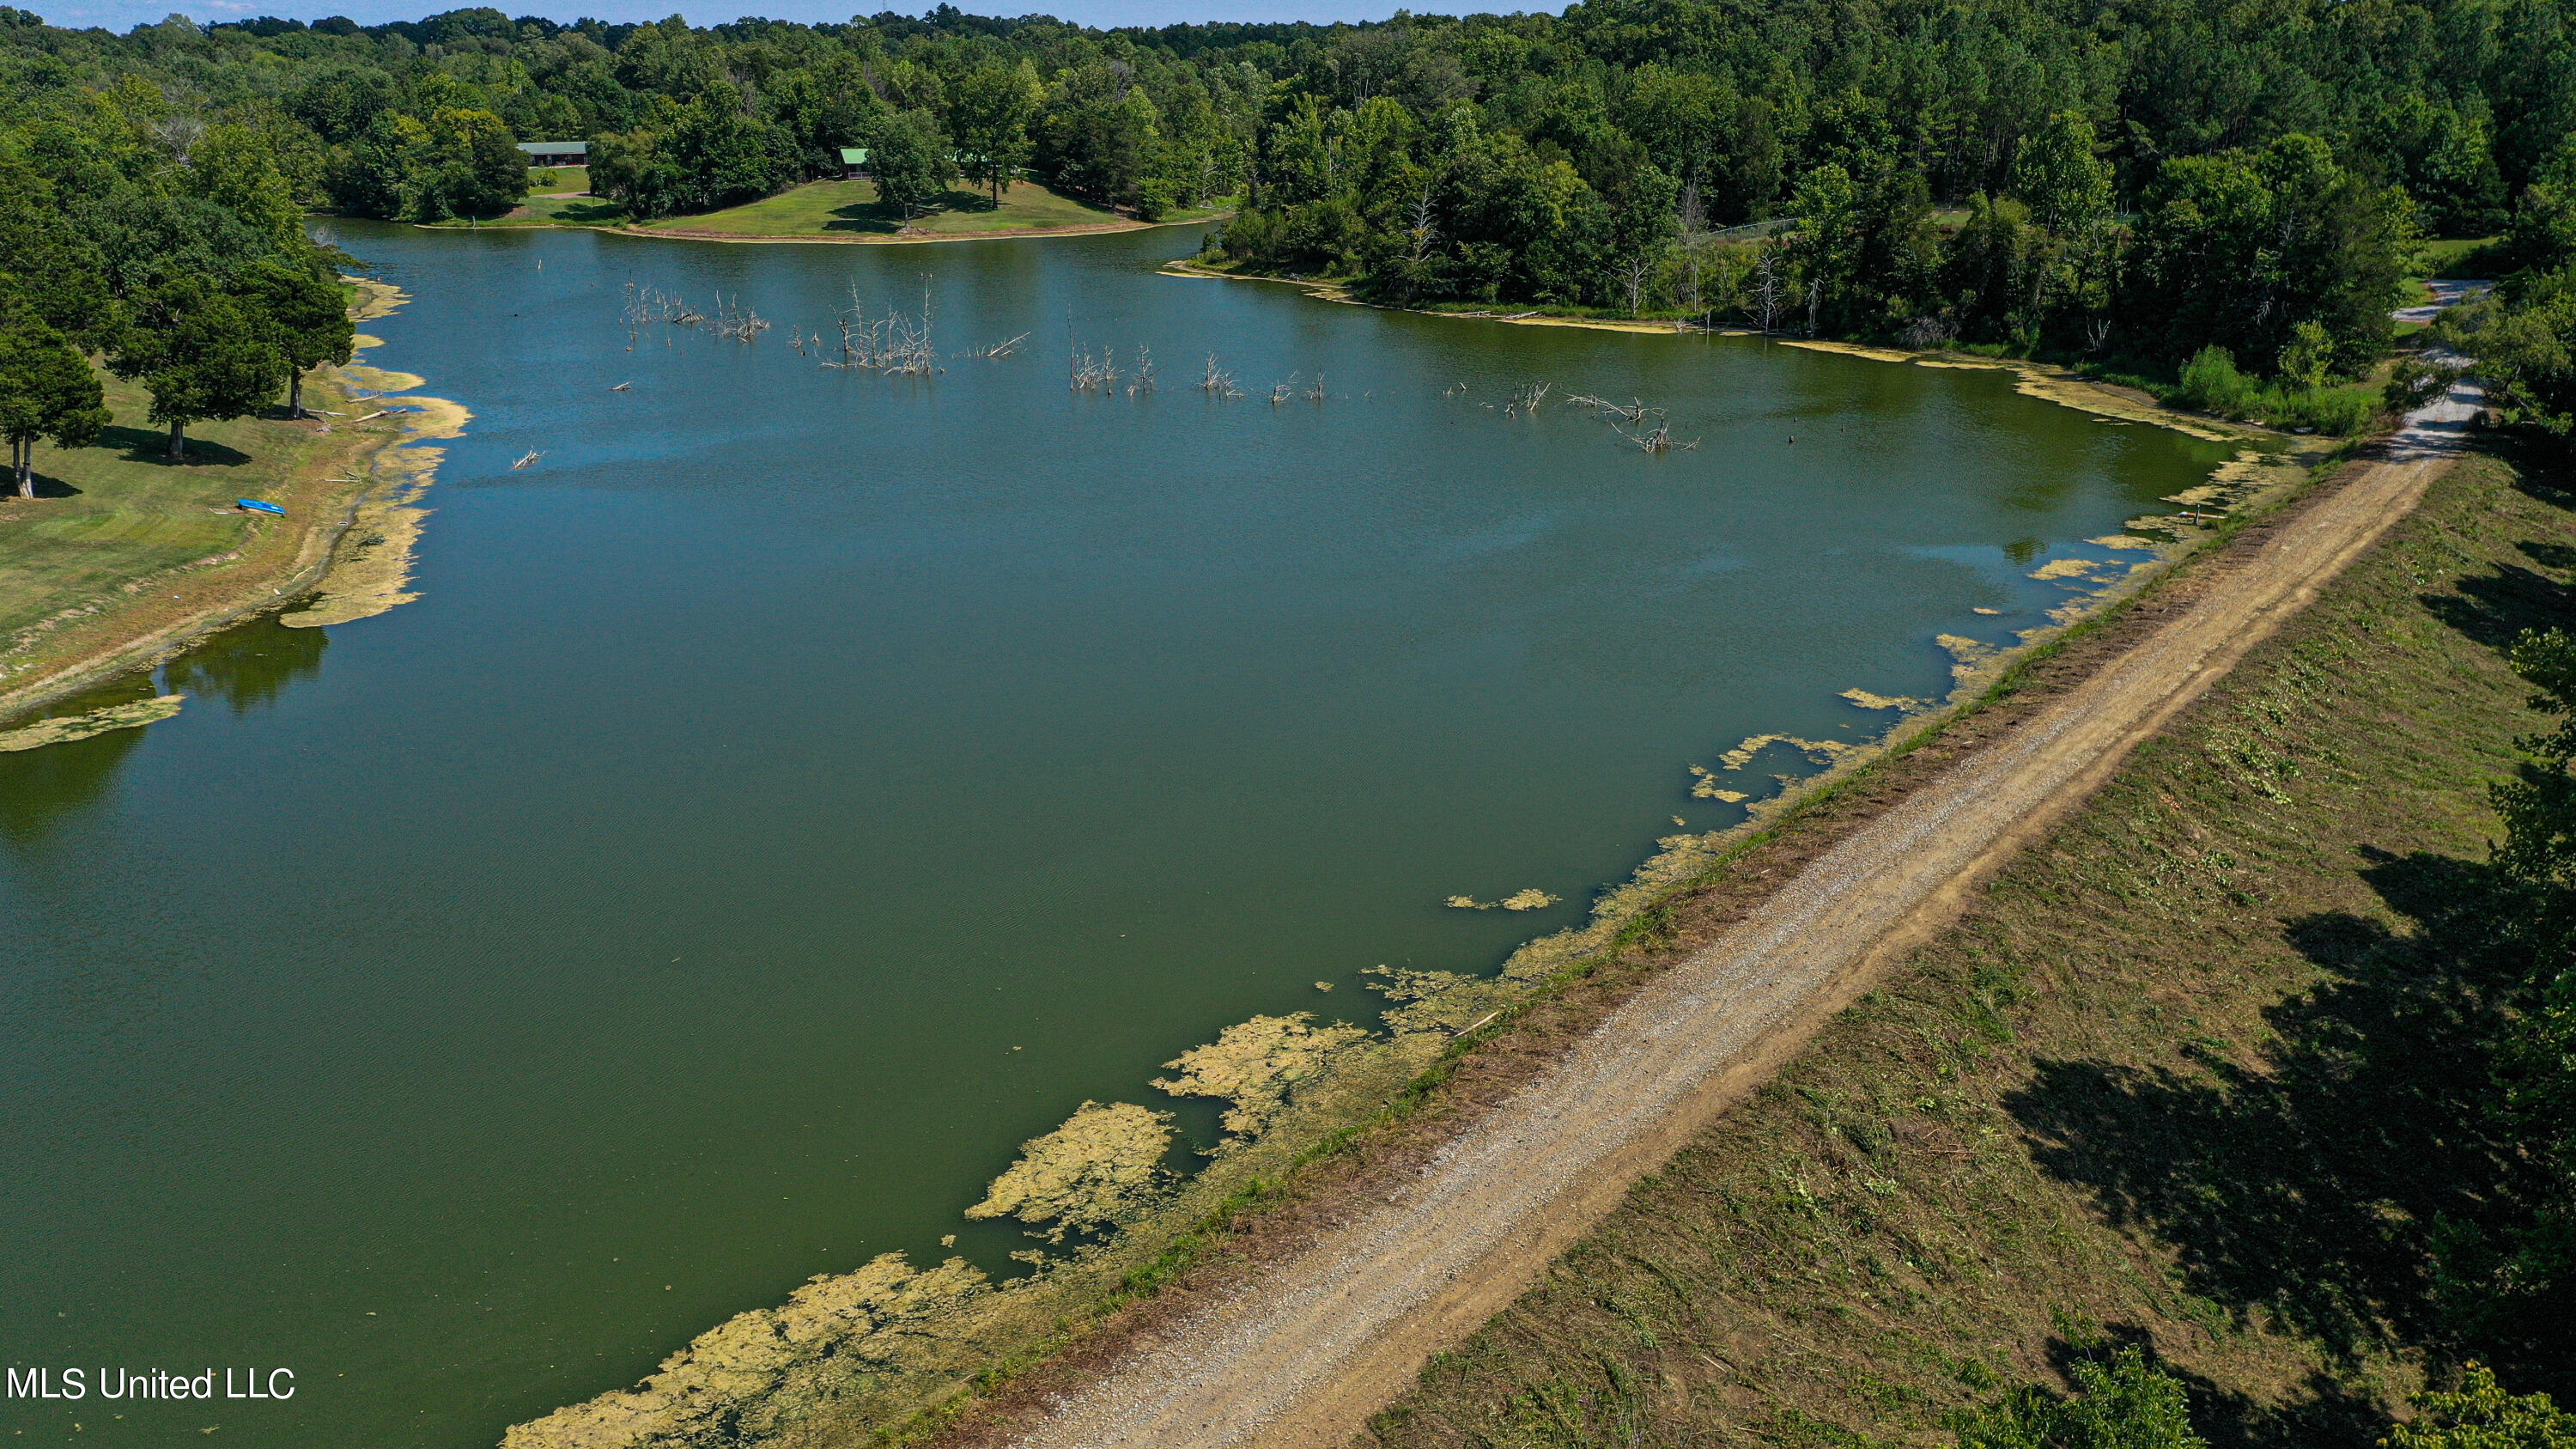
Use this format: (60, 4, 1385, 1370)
(822, 285, 939, 374)
(1270, 374, 1299, 405)
(1503, 381, 1549, 417)
(1749, 250, 1786, 334)
(1127, 346, 1157, 396)
(1616, 421, 1699, 453)
(1200, 354, 1242, 398)
(969, 332, 1030, 359)
(712, 292, 769, 343)
(1304, 370, 1327, 401)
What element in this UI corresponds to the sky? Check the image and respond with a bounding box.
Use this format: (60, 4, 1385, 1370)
(49, 0, 1412, 33)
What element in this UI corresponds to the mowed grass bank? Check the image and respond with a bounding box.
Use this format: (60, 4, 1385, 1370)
(1362, 451, 2574, 1448)
(638, 177, 1222, 239)
(0, 365, 382, 716)
(425, 178, 1231, 239)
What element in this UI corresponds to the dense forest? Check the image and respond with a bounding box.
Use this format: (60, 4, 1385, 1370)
(1, 0, 2574, 405)
(0, 2, 2555, 324)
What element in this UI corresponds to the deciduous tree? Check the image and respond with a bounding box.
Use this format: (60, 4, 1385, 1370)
(238, 259, 355, 418)
(949, 62, 1041, 204)
(0, 307, 107, 499)
(111, 280, 283, 460)
(868, 109, 953, 227)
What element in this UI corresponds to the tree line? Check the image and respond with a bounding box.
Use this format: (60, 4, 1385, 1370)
(0, 4, 1273, 226)
(5, 0, 2561, 399)
(1196, 0, 2565, 408)
(1, 41, 355, 496)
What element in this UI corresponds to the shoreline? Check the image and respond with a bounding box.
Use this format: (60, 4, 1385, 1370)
(504, 300, 2341, 1449)
(0, 279, 462, 730)
(1159, 261, 2278, 444)
(420, 210, 1229, 247)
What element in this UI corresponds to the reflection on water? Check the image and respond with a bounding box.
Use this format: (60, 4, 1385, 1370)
(0, 716, 149, 844)
(163, 616, 329, 715)
(0, 617, 329, 843)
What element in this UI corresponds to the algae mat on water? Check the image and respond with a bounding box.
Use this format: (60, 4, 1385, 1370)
(0, 693, 182, 752)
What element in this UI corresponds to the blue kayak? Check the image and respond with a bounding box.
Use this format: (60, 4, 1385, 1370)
(236, 499, 286, 516)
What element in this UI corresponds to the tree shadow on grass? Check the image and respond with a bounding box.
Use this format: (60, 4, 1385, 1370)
(2425, 563, 2574, 649)
(11, 471, 83, 498)
(2519, 540, 2576, 573)
(821, 187, 1005, 233)
(2037, 1327, 2396, 1449)
(103, 423, 249, 467)
(2005, 850, 2533, 1387)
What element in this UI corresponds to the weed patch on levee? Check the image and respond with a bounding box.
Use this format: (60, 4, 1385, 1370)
(1364, 452, 2576, 1449)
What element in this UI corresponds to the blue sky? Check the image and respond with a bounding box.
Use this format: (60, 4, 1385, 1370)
(49, 0, 1406, 32)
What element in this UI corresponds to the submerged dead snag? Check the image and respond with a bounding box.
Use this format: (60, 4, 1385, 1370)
(1617, 421, 1699, 452)
(824, 283, 939, 376)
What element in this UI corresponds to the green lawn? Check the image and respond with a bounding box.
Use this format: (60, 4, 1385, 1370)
(2415, 233, 2501, 277)
(637, 178, 1129, 237)
(417, 179, 1230, 239)
(526, 164, 587, 192)
(426, 192, 630, 228)
(0, 366, 379, 708)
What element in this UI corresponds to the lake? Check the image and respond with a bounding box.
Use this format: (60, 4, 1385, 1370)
(0, 222, 2227, 1447)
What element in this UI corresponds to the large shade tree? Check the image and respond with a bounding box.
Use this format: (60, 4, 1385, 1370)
(0, 307, 107, 498)
(948, 62, 1042, 204)
(112, 280, 283, 460)
(238, 259, 355, 418)
(868, 109, 954, 226)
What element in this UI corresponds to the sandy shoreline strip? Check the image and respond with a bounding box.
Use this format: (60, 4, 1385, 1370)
(1160, 261, 2282, 442)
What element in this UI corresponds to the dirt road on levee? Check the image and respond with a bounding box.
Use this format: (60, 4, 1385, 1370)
(1005, 381, 2482, 1449)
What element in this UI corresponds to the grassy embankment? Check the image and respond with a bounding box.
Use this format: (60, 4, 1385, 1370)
(0, 289, 415, 727)
(440, 177, 1230, 240)
(1356, 447, 2572, 1447)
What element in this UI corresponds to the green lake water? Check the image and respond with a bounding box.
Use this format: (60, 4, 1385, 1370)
(0, 222, 2229, 1446)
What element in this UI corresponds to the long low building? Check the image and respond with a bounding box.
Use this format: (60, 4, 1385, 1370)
(518, 140, 587, 167)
